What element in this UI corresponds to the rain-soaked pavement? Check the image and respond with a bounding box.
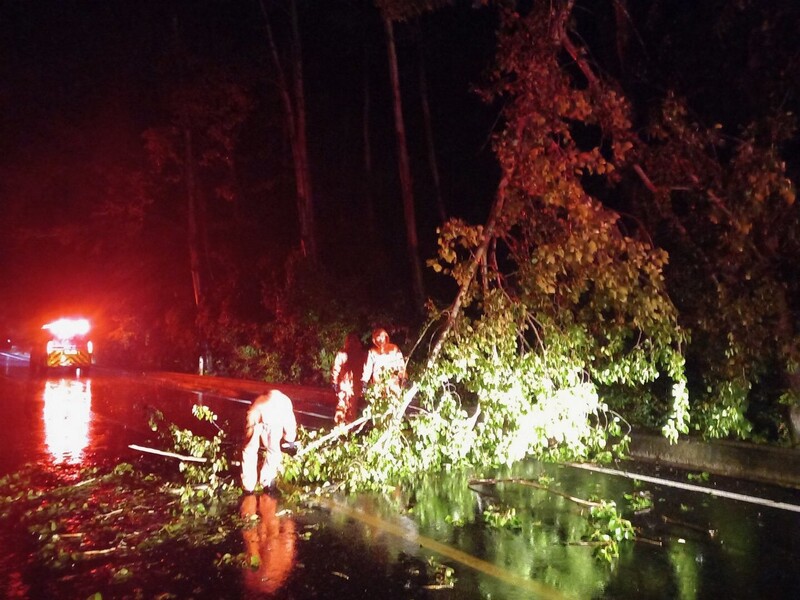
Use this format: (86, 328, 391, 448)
(1, 351, 799, 599)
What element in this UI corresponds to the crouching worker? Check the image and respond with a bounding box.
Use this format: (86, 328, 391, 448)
(241, 390, 297, 493)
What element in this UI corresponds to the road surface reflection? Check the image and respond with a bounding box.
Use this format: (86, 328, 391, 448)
(42, 379, 92, 465)
(240, 493, 296, 594)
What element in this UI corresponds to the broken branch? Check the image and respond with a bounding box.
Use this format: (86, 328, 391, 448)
(128, 444, 208, 463)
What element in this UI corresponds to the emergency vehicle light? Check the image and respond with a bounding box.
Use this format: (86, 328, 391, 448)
(43, 318, 91, 340)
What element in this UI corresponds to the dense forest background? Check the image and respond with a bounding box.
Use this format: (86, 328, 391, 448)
(1, 0, 798, 443)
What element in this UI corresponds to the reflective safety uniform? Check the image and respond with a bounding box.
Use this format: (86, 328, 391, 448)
(362, 330, 406, 399)
(331, 334, 367, 425)
(241, 390, 297, 492)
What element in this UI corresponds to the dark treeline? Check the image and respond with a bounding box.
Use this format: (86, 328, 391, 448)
(0, 0, 798, 443)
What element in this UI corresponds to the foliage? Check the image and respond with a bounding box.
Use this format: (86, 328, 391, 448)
(205, 254, 411, 384)
(148, 405, 232, 512)
(569, 0, 800, 441)
(0, 463, 242, 596)
(481, 503, 522, 531)
(624, 490, 653, 513)
(419, 1, 690, 464)
(686, 471, 710, 483)
(424, 556, 456, 589)
(586, 501, 635, 562)
(418, 0, 800, 446)
(638, 95, 799, 441)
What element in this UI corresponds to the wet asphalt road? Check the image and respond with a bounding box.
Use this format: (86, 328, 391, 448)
(0, 352, 334, 478)
(2, 351, 800, 599)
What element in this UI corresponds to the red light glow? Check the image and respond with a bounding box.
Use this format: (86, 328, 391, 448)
(43, 318, 91, 339)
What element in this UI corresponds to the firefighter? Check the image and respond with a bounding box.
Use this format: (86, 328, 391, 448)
(241, 390, 297, 493)
(331, 332, 367, 425)
(361, 328, 406, 400)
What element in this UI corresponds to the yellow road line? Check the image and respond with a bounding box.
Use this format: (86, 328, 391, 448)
(318, 496, 568, 600)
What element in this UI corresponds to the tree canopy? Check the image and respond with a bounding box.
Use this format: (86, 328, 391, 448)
(292, 0, 800, 494)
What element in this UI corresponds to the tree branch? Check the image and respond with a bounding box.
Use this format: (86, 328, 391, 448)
(295, 415, 371, 457)
(128, 444, 208, 463)
(469, 477, 604, 508)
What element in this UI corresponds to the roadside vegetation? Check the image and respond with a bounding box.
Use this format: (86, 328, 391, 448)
(91, 0, 798, 450)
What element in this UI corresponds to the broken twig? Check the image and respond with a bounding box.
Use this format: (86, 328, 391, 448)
(469, 477, 603, 508)
(128, 444, 207, 463)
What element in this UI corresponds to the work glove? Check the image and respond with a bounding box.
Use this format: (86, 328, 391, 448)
(281, 441, 298, 456)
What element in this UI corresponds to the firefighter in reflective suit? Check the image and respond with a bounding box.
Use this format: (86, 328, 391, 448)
(331, 332, 367, 425)
(362, 328, 406, 399)
(241, 390, 297, 493)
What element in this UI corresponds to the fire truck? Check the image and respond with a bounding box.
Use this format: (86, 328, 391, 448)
(30, 317, 94, 374)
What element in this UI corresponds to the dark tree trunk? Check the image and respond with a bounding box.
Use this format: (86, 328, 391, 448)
(383, 16, 425, 311)
(184, 127, 203, 309)
(415, 23, 447, 224)
(362, 33, 378, 242)
(289, 0, 316, 261)
(613, 0, 631, 76)
(260, 0, 317, 262)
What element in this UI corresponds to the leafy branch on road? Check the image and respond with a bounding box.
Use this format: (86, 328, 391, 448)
(0, 461, 244, 596)
(147, 404, 232, 510)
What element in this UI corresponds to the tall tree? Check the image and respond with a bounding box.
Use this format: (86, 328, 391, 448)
(259, 0, 317, 262)
(361, 20, 379, 243)
(143, 66, 252, 324)
(382, 13, 426, 311)
(424, 0, 690, 454)
(427, 0, 800, 443)
(183, 127, 203, 308)
(414, 22, 447, 224)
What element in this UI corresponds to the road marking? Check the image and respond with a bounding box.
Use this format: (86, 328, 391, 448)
(569, 462, 800, 513)
(319, 496, 568, 600)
